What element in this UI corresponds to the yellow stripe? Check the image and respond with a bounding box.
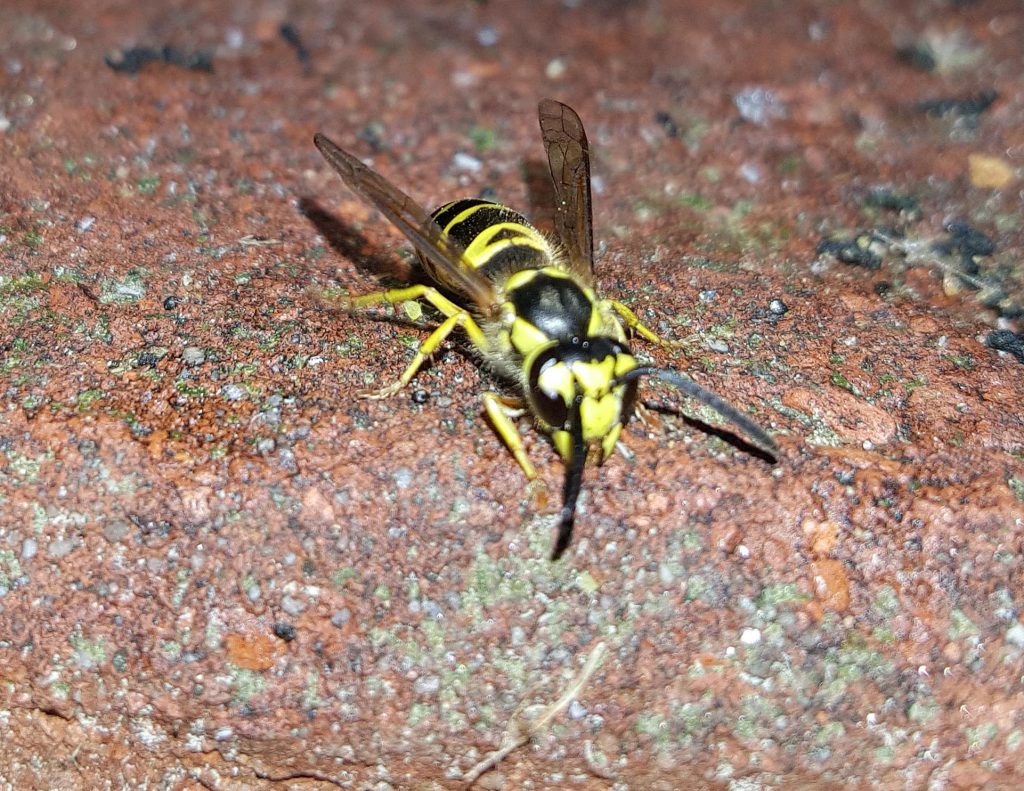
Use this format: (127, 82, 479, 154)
(440, 203, 553, 270)
(505, 268, 540, 291)
(440, 202, 490, 234)
(463, 222, 548, 267)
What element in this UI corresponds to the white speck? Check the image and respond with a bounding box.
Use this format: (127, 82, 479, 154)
(917, 665, 930, 676)
(47, 538, 76, 558)
(414, 675, 440, 695)
(738, 162, 762, 183)
(842, 336, 858, 347)
(568, 699, 587, 719)
(452, 152, 482, 172)
(545, 57, 567, 80)
(725, 646, 736, 657)
(281, 595, 305, 615)
(182, 346, 206, 366)
(393, 467, 414, 489)
(308, 355, 324, 366)
(736, 544, 751, 559)
(734, 86, 788, 126)
(476, 26, 500, 47)
(21, 538, 37, 559)
(451, 70, 477, 88)
(221, 383, 246, 401)
(214, 726, 234, 741)
(131, 717, 166, 748)
(76, 216, 96, 232)
(1005, 621, 1024, 649)
(740, 628, 761, 645)
(225, 29, 244, 49)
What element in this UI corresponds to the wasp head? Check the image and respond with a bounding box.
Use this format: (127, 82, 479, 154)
(525, 336, 640, 560)
(525, 336, 779, 561)
(526, 336, 639, 462)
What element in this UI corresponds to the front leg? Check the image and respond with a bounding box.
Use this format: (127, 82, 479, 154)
(344, 285, 490, 398)
(482, 392, 538, 480)
(605, 299, 690, 348)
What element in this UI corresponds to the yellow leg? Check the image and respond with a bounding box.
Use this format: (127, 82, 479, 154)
(607, 300, 687, 347)
(482, 392, 538, 480)
(353, 285, 489, 398)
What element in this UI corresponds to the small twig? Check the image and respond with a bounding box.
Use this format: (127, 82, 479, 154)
(237, 234, 282, 247)
(461, 641, 608, 786)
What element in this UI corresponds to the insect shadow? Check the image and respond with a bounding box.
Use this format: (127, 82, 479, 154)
(299, 195, 484, 375)
(644, 402, 778, 465)
(299, 196, 417, 284)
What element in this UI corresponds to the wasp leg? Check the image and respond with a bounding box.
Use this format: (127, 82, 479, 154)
(482, 392, 538, 480)
(353, 286, 489, 399)
(633, 402, 663, 431)
(606, 300, 687, 348)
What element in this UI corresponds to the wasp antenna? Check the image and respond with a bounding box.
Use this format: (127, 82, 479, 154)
(624, 367, 778, 460)
(552, 399, 587, 560)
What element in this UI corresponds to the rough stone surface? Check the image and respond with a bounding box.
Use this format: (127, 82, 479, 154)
(1, 0, 1023, 788)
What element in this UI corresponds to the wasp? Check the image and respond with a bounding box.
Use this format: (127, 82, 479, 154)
(314, 99, 778, 560)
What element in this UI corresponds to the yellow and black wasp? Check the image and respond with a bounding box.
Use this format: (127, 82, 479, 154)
(313, 99, 778, 560)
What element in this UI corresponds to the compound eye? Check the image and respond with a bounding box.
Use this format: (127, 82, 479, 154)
(528, 352, 570, 428)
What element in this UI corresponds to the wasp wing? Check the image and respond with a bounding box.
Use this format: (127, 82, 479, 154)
(538, 99, 594, 284)
(314, 133, 497, 314)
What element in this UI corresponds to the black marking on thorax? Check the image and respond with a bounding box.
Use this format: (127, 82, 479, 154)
(510, 273, 593, 342)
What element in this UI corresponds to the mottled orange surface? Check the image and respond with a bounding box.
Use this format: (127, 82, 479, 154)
(1, 0, 1022, 788)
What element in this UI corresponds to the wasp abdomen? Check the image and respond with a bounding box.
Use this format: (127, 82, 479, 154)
(431, 199, 553, 278)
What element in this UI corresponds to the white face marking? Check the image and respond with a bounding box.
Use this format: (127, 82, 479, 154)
(538, 357, 571, 402)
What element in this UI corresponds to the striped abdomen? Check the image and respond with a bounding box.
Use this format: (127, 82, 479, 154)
(430, 198, 555, 279)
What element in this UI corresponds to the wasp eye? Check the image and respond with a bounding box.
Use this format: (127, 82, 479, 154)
(528, 352, 570, 428)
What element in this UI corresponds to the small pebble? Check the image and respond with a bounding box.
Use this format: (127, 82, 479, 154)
(476, 26, 500, 47)
(414, 675, 440, 695)
(221, 383, 246, 401)
(452, 152, 482, 172)
(47, 538, 76, 558)
(182, 346, 205, 366)
(393, 467, 414, 490)
(740, 627, 762, 645)
(545, 57, 567, 80)
(273, 622, 296, 641)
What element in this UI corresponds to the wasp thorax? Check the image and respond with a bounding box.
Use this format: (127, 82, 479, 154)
(527, 337, 639, 460)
